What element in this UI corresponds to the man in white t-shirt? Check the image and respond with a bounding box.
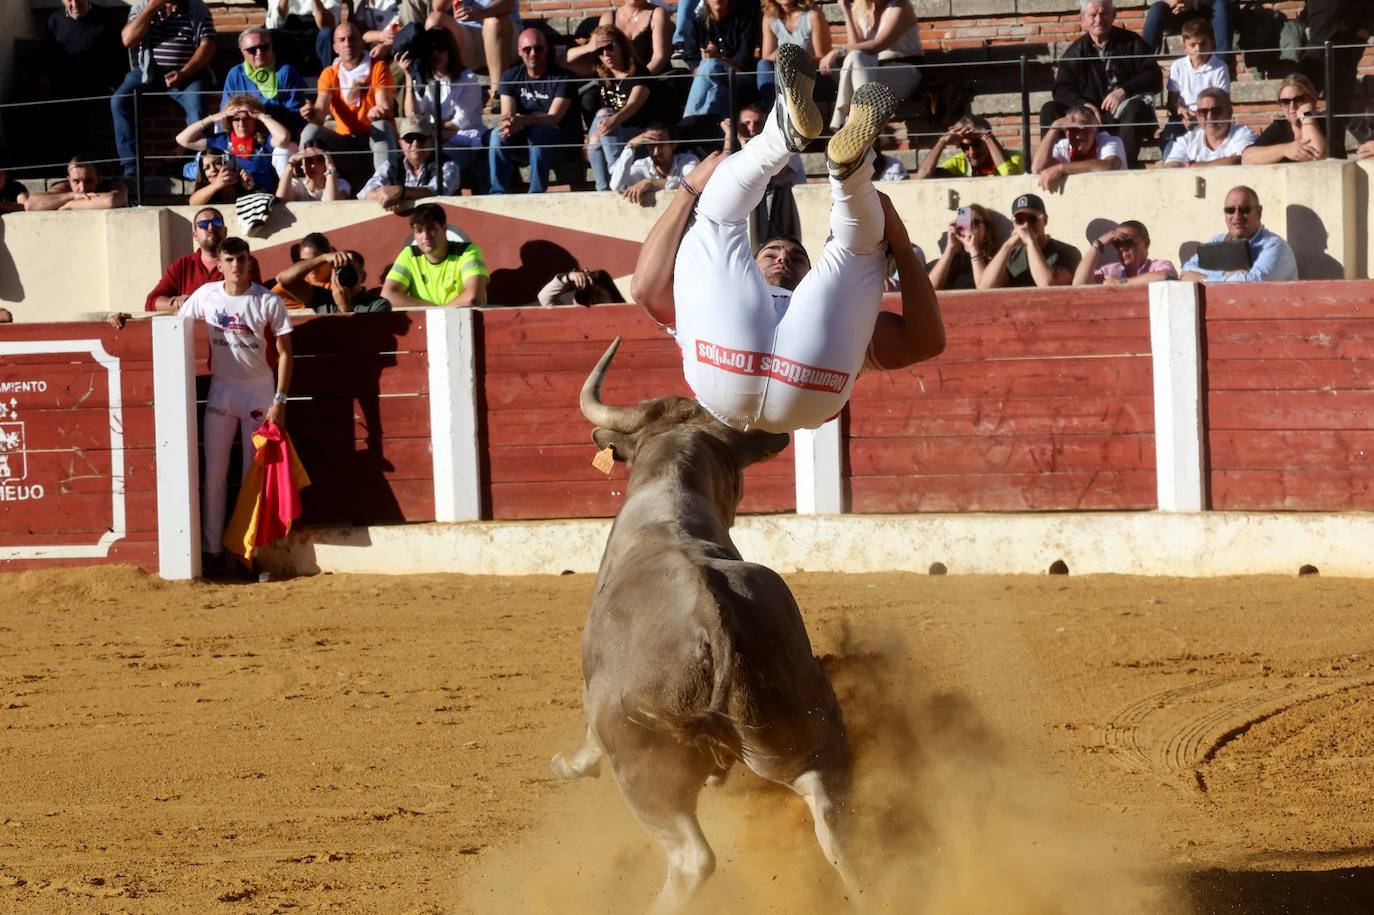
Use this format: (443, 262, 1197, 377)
(1163, 87, 1255, 167)
(1031, 103, 1127, 191)
(178, 237, 295, 573)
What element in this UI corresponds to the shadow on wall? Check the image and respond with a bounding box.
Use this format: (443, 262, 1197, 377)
(1286, 204, 1344, 279)
(488, 239, 581, 306)
(0, 219, 24, 303)
(289, 312, 411, 525)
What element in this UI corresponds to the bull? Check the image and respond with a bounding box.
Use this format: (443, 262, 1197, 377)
(552, 337, 860, 913)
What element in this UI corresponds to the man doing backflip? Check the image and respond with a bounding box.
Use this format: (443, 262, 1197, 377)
(632, 43, 945, 433)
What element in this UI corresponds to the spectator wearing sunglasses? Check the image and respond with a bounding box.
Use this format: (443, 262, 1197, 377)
(915, 115, 1024, 179)
(1163, 87, 1255, 168)
(1242, 74, 1327, 165)
(220, 28, 310, 135)
(139, 208, 263, 311)
(489, 28, 582, 194)
(1179, 185, 1297, 283)
(978, 192, 1080, 289)
(1073, 220, 1177, 286)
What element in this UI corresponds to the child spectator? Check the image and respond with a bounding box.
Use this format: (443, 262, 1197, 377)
(1073, 220, 1178, 286)
(1162, 18, 1230, 159)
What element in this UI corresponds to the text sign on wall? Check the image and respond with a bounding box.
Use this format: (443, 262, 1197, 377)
(0, 341, 126, 559)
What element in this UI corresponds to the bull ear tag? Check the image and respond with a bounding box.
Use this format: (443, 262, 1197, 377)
(591, 446, 616, 476)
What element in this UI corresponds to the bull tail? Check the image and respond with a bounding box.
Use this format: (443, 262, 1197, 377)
(663, 708, 743, 771)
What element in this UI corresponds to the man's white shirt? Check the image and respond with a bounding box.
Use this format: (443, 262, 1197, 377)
(1050, 132, 1127, 169)
(179, 281, 292, 387)
(609, 148, 700, 192)
(1165, 123, 1257, 165)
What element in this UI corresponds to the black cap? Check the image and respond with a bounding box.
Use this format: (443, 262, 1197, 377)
(1011, 193, 1046, 215)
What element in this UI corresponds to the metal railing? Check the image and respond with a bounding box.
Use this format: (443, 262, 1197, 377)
(1, 37, 1369, 202)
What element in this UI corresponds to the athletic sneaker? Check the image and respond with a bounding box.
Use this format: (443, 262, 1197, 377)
(827, 82, 897, 181)
(772, 43, 822, 153)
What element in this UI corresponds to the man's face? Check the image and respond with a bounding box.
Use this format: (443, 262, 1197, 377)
(334, 25, 363, 61)
(738, 108, 763, 139)
(517, 32, 547, 75)
(67, 165, 98, 194)
(241, 33, 274, 67)
(641, 131, 676, 171)
(1196, 97, 1231, 141)
(401, 134, 432, 167)
(193, 211, 226, 253)
(63, 0, 90, 19)
(1223, 190, 1260, 240)
(1080, 1, 1115, 42)
(755, 239, 809, 290)
(1114, 228, 1148, 270)
(219, 251, 252, 285)
(1066, 115, 1098, 156)
(1013, 209, 1047, 239)
(412, 220, 445, 256)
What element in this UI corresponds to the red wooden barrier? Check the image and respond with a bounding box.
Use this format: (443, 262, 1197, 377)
(476, 306, 797, 520)
(281, 312, 435, 524)
(0, 322, 159, 571)
(1202, 281, 1374, 510)
(848, 287, 1157, 512)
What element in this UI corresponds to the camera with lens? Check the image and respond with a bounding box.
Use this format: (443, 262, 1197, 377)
(335, 265, 360, 288)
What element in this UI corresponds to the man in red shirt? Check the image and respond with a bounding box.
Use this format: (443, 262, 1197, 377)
(143, 207, 262, 311)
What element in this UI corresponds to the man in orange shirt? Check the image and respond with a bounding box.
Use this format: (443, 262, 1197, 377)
(301, 22, 397, 175)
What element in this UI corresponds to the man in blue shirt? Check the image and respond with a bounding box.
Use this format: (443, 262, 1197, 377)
(220, 28, 309, 135)
(1180, 185, 1298, 283)
(488, 28, 581, 194)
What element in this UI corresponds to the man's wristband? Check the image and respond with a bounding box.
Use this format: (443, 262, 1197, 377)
(272, 393, 289, 405)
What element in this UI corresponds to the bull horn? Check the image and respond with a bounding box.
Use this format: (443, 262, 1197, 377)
(579, 336, 647, 432)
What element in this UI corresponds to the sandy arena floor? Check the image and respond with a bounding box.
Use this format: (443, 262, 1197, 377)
(2, 566, 1374, 914)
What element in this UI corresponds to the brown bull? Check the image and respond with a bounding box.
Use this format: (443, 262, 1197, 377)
(552, 337, 859, 913)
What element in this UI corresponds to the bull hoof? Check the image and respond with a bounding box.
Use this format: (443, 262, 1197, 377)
(550, 753, 601, 780)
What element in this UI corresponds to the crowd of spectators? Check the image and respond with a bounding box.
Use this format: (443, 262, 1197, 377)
(9, 0, 1372, 204)
(2, 0, 1371, 303)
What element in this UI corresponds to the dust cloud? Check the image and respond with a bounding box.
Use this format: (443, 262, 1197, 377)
(455, 623, 1181, 915)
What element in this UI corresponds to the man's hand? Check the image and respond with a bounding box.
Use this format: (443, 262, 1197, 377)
(1037, 162, 1066, 191)
(299, 99, 315, 120)
(1180, 108, 1196, 130)
(1169, 0, 1192, 12)
(377, 185, 406, 212)
(1179, 270, 1205, 282)
(366, 103, 387, 122)
(680, 149, 724, 196)
(107, 312, 133, 329)
(622, 179, 655, 204)
(1011, 224, 1036, 248)
(165, 68, 185, 87)
(451, 1, 473, 21)
(266, 401, 286, 428)
(1101, 88, 1126, 116)
(1359, 139, 1374, 161)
